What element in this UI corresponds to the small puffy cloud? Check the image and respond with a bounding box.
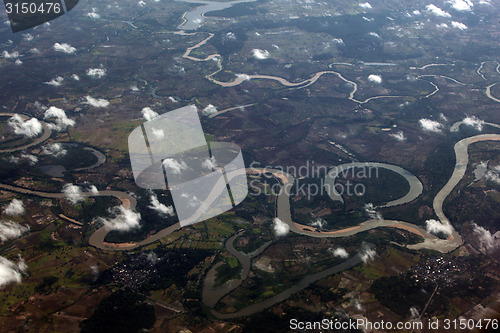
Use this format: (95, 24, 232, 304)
(437, 23, 449, 29)
(273, 217, 289, 236)
(15, 59, 22, 66)
(368, 74, 382, 84)
(86, 67, 107, 79)
(44, 76, 64, 87)
(138, 0, 146, 6)
(202, 104, 218, 116)
(419, 118, 443, 133)
(141, 107, 158, 121)
(53, 43, 76, 54)
(44, 107, 75, 131)
(3, 199, 25, 216)
(201, 156, 217, 170)
(62, 183, 84, 205)
(463, 115, 484, 131)
(84, 96, 110, 108)
(425, 219, 453, 237)
(23, 33, 34, 41)
(389, 131, 406, 142)
(42, 143, 67, 157)
(151, 127, 165, 140)
(30, 48, 41, 55)
(71, 74, 80, 81)
(426, 4, 451, 17)
(359, 244, 376, 263)
(88, 185, 99, 196)
(364, 203, 383, 220)
(7, 153, 38, 165)
(236, 73, 251, 81)
(368, 32, 380, 38)
(100, 206, 141, 231)
(7, 114, 43, 138)
(451, 21, 467, 30)
(0, 221, 30, 242)
(2, 51, 19, 58)
(148, 192, 175, 217)
(333, 38, 344, 45)
(162, 158, 188, 174)
(448, 0, 473, 11)
(310, 218, 326, 229)
(252, 49, 270, 60)
(0, 256, 27, 288)
(359, 2, 372, 9)
(328, 247, 349, 259)
(87, 8, 100, 19)
(471, 222, 499, 252)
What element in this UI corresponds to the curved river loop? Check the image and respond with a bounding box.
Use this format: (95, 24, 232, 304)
(2, 1, 500, 317)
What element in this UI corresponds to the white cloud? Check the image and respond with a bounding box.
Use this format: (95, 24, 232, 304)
(42, 143, 67, 157)
(448, 0, 473, 11)
(236, 73, 251, 81)
(364, 203, 383, 220)
(252, 49, 270, 60)
(426, 4, 451, 17)
(425, 219, 453, 237)
(485, 165, 500, 184)
(368, 74, 382, 84)
(15, 59, 22, 66)
(201, 156, 217, 170)
(3, 199, 25, 216)
(419, 118, 443, 133)
(86, 67, 107, 79)
(88, 185, 99, 196)
(44, 106, 75, 131)
(333, 38, 344, 45)
(273, 217, 289, 236)
(2, 51, 19, 58)
(359, 244, 376, 263)
(162, 158, 188, 174)
(62, 183, 84, 205)
(84, 96, 110, 108)
(463, 115, 484, 131)
(23, 33, 34, 42)
(141, 107, 158, 121)
(368, 32, 380, 38)
(148, 193, 175, 217)
(44, 76, 64, 86)
(151, 127, 165, 140)
(7, 153, 38, 165)
(328, 247, 349, 259)
(53, 43, 76, 54)
(359, 2, 372, 9)
(412, 10, 421, 15)
(7, 114, 43, 138)
(138, 0, 146, 6)
(0, 256, 27, 288)
(87, 8, 100, 19)
(389, 131, 406, 142)
(471, 222, 499, 251)
(71, 74, 80, 81)
(30, 48, 40, 55)
(202, 104, 218, 116)
(436, 23, 449, 29)
(0, 221, 30, 242)
(130, 84, 139, 91)
(451, 21, 467, 30)
(100, 206, 141, 231)
(310, 217, 326, 229)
